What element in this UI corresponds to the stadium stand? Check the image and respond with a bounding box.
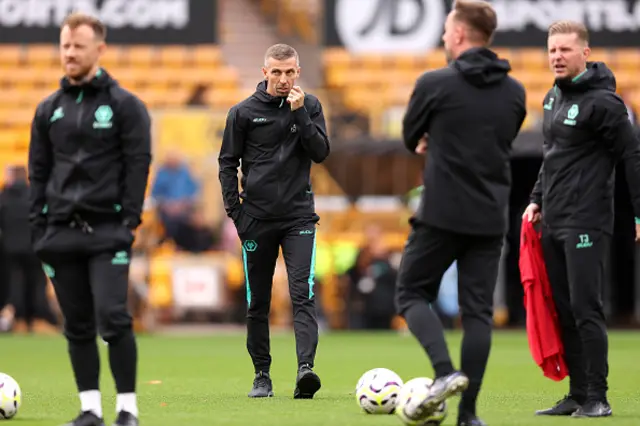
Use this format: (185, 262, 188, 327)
(321, 46, 640, 134)
(257, 0, 320, 43)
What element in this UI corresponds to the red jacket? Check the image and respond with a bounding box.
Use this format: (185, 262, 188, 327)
(519, 220, 568, 381)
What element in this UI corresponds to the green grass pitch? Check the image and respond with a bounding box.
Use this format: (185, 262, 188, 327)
(3, 330, 639, 425)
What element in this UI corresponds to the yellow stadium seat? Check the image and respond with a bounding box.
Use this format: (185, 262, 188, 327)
(133, 87, 190, 109)
(204, 88, 243, 109)
(192, 45, 222, 68)
(0, 45, 24, 66)
(516, 48, 548, 70)
(143, 68, 183, 89)
(511, 70, 552, 91)
(397, 69, 421, 86)
(614, 70, 636, 91)
(589, 48, 614, 66)
(343, 88, 381, 112)
(628, 89, 640, 114)
(357, 54, 385, 70)
(527, 89, 549, 110)
(322, 48, 351, 68)
(25, 44, 58, 67)
(390, 55, 417, 70)
(182, 67, 239, 89)
(425, 49, 447, 69)
(158, 45, 191, 68)
(613, 48, 640, 70)
(123, 45, 158, 67)
(4, 68, 52, 88)
(354, 69, 387, 87)
(101, 46, 125, 68)
(111, 68, 152, 89)
(492, 47, 514, 62)
(0, 109, 33, 128)
(325, 67, 349, 88)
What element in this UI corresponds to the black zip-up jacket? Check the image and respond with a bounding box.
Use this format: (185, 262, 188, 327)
(403, 47, 527, 236)
(218, 81, 330, 221)
(28, 69, 152, 234)
(530, 61, 640, 234)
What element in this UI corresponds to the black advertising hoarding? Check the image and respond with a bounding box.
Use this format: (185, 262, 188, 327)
(0, 0, 217, 44)
(324, 0, 640, 53)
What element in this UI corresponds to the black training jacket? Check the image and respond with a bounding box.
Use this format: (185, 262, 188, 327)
(218, 81, 330, 221)
(403, 47, 527, 236)
(530, 62, 640, 234)
(28, 69, 152, 232)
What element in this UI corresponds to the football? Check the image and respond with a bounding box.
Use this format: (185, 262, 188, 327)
(0, 373, 21, 420)
(395, 377, 447, 425)
(355, 368, 403, 414)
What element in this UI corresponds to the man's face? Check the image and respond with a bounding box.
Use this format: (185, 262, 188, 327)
(262, 56, 300, 97)
(60, 24, 104, 81)
(548, 33, 589, 79)
(442, 11, 461, 63)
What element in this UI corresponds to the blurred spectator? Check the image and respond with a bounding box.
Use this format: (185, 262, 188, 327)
(328, 101, 369, 140)
(343, 224, 397, 329)
(151, 151, 200, 244)
(186, 84, 208, 106)
(172, 209, 217, 253)
(0, 165, 58, 333)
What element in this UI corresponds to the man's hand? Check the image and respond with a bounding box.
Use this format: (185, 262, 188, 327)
(415, 135, 428, 154)
(523, 203, 541, 224)
(287, 86, 305, 111)
(636, 223, 640, 242)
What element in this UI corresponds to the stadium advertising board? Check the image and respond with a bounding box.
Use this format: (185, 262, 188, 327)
(0, 0, 217, 44)
(324, 0, 640, 53)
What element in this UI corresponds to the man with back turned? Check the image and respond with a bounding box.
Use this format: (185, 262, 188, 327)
(395, 1, 526, 425)
(523, 20, 640, 418)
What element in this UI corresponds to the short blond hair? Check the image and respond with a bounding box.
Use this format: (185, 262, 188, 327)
(548, 20, 589, 44)
(62, 12, 107, 41)
(453, 0, 497, 44)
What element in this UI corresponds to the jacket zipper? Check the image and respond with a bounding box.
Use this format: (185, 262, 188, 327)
(276, 99, 285, 213)
(73, 90, 85, 204)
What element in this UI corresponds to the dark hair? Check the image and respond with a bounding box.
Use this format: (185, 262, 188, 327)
(264, 44, 299, 65)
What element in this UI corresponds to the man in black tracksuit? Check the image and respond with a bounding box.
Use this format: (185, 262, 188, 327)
(218, 44, 329, 400)
(524, 21, 640, 418)
(394, 3, 526, 426)
(29, 13, 150, 426)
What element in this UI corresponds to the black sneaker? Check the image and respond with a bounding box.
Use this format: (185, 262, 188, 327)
(248, 371, 274, 398)
(535, 394, 582, 416)
(572, 400, 612, 418)
(419, 371, 469, 416)
(112, 411, 138, 426)
(62, 411, 105, 426)
(458, 413, 487, 426)
(293, 364, 321, 399)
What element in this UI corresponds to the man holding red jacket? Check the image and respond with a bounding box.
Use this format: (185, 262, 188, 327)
(523, 20, 640, 418)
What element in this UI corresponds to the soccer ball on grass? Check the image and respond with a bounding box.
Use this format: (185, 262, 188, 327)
(355, 368, 404, 414)
(395, 377, 448, 425)
(0, 373, 21, 420)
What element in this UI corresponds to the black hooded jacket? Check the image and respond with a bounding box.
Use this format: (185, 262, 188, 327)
(530, 61, 640, 234)
(218, 81, 330, 222)
(403, 47, 527, 236)
(28, 69, 152, 233)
